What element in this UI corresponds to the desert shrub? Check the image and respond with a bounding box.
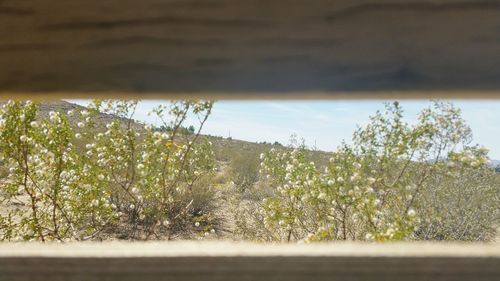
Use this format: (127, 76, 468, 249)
(237, 102, 499, 242)
(72, 100, 216, 240)
(415, 147, 499, 241)
(228, 151, 260, 192)
(0, 100, 216, 241)
(232, 179, 276, 241)
(0, 101, 116, 241)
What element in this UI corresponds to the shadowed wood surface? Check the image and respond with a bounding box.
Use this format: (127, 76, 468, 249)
(0, 242, 499, 281)
(1, 0, 500, 98)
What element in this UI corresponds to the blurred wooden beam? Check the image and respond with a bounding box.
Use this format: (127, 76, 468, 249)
(0, 242, 499, 281)
(1, 0, 500, 99)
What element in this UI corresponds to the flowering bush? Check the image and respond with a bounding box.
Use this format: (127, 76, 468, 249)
(238, 102, 498, 242)
(416, 146, 499, 241)
(0, 101, 114, 241)
(1, 100, 497, 242)
(0, 100, 215, 241)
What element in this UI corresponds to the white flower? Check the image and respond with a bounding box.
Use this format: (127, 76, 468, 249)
(75, 133, 82, 139)
(194, 222, 200, 227)
(81, 110, 89, 117)
(386, 227, 395, 236)
(407, 208, 416, 217)
(137, 164, 145, 170)
(163, 220, 170, 226)
(327, 179, 335, 186)
(19, 135, 28, 142)
(131, 187, 138, 193)
(367, 177, 376, 184)
(77, 122, 85, 128)
(49, 114, 59, 122)
(144, 125, 152, 130)
(67, 110, 74, 116)
(97, 174, 105, 180)
(210, 229, 215, 234)
(30, 121, 38, 128)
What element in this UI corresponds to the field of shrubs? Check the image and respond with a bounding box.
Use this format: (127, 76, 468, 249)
(0, 100, 498, 242)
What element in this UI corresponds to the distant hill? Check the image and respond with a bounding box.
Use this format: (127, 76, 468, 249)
(32, 101, 332, 167)
(32, 101, 500, 170)
(37, 101, 144, 130)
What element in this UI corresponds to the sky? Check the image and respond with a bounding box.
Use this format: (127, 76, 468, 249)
(69, 100, 500, 160)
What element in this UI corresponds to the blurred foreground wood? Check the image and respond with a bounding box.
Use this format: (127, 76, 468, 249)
(1, 0, 500, 99)
(0, 242, 499, 281)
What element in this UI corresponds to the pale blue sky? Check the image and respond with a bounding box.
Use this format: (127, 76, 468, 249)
(69, 100, 500, 159)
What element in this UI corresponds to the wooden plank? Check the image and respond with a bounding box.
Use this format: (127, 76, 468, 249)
(1, 0, 500, 98)
(0, 242, 499, 281)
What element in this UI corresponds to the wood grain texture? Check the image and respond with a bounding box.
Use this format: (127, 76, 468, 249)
(1, 0, 500, 98)
(0, 242, 499, 281)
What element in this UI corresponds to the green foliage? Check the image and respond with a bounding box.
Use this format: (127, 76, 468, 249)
(229, 151, 260, 192)
(158, 124, 196, 136)
(0, 101, 115, 241)
(416, 159, 499, 241)
(0, 100, 215, 241)
(1, 100, 498, 243)
(238, 101, 498, 242)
